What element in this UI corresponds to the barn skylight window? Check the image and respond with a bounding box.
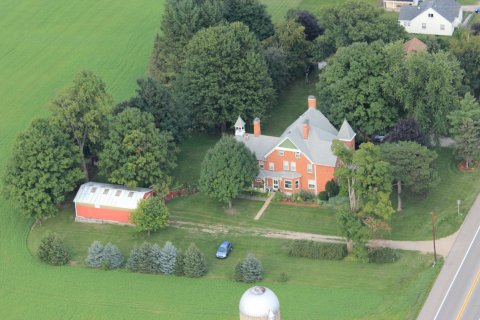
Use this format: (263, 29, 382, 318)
(115, 190, 122, 196)
(90, 187, 97, 193)
(128, 191, 134, 197)
(103, 189, 110, 195)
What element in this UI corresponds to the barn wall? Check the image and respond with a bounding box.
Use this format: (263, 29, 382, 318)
(75, 203, 131, 223)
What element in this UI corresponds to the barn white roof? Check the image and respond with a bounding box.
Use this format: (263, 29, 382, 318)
(73, 182, 151, 210)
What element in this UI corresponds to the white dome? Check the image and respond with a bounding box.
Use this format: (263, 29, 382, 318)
(239, 286, 280, 317)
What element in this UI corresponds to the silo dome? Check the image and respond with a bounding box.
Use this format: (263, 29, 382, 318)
(239, 286, 280, 320)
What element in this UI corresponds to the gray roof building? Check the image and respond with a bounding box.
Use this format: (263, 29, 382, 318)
(399, 0, 461, 22)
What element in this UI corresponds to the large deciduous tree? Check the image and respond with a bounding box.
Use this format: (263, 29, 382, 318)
(199, 136, 258, 209)
(450, 30, 480, 97)
(130, 196, 170, 236)
(386, 118, 428, 146)
(381, 142, 438, 211)
(99, 108, 177, 188)
(318, 41, 404, 137)
(3, 119, 84, 221)
(114, 78, 190, 142)
(224, 0, 274, 40)
(447, 93, 480, 168)
(148, 0, 224, 83)
(179, 22, 274, 131)
(50, 71, 113, 179)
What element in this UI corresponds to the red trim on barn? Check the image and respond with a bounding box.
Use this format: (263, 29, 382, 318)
(75, 203, 131, 224)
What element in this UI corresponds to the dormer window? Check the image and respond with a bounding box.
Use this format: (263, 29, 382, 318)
(259, 161, 265, 169)
(295, 152, 301, 158)
(428, 13, 434, 18)
(278, 150, 284, 156)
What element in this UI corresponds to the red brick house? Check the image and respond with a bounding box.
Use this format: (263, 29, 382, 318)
(235, 96, 355, 195)
(74, 182, 152, 225)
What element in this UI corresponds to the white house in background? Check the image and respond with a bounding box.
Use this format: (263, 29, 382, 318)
(384, 0, 419, 12)
(399, 0, 463, 36)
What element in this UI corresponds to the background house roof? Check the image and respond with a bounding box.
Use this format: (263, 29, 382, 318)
(404, 37, 428, 53)
(399, 0, 461, 22)
(73, 182, 151, 210)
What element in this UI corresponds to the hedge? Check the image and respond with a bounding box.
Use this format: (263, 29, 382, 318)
(287, 240, 347, 260)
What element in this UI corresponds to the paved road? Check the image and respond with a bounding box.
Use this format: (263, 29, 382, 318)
(418, 195, 480, 320)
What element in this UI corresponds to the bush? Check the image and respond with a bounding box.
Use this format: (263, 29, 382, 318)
(234, 254, 263, 283)
(160, 242, 177, 275)
(175, 250, 185, 276)
(325, 180, 339, 197)
(102, 243, 124, 269)
(298, 190, 316, 202)
(126, 242, 154, 273)
(37, 233, 69, 266)
(85, 241, 104, 268)
(279, 272, 288, 283)
(318, 191, 329, 201)
(287, 240, 347, 260)
(368, 247, 399, 264)
(150, 244, 163, 273)
(183, 243, 208, 278)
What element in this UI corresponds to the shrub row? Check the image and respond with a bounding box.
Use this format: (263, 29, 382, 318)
(367, 247, 399, 264)
(286, 240, 347, 260)
(85, 241, 123, 270)
(37, 233, 69, 266)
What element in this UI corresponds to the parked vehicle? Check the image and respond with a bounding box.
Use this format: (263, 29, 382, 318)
(372, 135, 386, 143)
(216, 240, 233, 259)
(475, 7, 480, 13)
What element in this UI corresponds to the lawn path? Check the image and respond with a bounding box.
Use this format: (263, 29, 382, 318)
(169, 219, 457, 256)
(254, 193, 275, 220)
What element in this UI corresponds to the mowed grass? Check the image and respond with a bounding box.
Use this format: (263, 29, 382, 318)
(27, 208, 441, 320)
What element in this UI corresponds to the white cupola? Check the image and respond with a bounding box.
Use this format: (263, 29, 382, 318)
(235, 116, 246, 137)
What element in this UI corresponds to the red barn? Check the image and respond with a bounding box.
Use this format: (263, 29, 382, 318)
(74, 182, 152, 225)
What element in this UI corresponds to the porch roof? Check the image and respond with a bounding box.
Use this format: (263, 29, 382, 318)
(258, 169, 302, 180)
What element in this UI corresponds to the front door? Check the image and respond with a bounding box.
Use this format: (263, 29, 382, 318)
(273, 179, 279, 190)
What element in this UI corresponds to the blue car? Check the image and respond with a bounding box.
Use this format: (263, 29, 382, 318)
(476, 7, 480, 13)
(216, 240, 233, 259)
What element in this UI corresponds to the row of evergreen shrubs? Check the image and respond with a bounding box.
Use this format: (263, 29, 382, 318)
(286, 240, 348, 260)
(85, 241, 124, 270)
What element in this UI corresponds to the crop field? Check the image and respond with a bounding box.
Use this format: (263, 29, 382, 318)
(0, 0, 441, 319)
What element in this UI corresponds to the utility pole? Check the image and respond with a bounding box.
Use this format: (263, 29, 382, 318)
(431, 212, 437, 266)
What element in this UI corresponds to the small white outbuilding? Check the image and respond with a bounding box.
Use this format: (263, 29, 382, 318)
(239, 286, 280, 320)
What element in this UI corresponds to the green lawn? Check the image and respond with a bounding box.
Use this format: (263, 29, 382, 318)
(27, 208, 440, 319)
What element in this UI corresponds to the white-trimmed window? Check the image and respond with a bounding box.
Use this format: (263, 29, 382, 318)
(283, 160, 289, 171)
(269, 162, 274, 170)
(290, 162, 296, 172)
(428, 13, 434, 18)
(284, 180, 292, 189)
(259, 161, 264, 169)
(308, 180, 316, 190)
(278, 150, 284, 156)
(422, 23, 426, 29)
(440, 24, 445, 30)
(307, 163, 313, 173)
(295, 180, 299, 189)
(295, 152, 301, 158)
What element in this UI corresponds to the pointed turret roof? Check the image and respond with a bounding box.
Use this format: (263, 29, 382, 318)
(235, 116, 245, 127)
(337, 119, 356, 141)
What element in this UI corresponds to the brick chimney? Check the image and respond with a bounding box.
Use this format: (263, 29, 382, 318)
(303, 119, 309, 140)
(308, 95, 316, 109)
(253, 118, 261, 137)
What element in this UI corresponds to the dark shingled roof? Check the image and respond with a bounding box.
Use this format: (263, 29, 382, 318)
(399, 0, 461, 23)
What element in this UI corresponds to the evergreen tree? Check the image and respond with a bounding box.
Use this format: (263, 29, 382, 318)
(50, 71, 113, 179)
(183, 243, 208, 278)
(224, 0, 274, 40)
(234, 254, 263, 283)
(85, 241, 105, 268)
(37, 234, 69, 266)
(99, 108, 178, 188)
(160, 241, 177, 275)
(126, 242, 154, 273)
(199, 136, 258, 209)
(102, 243, 124, 270)
(179, 22, 274, 131)
(175, 250, 185, 276)
(150, 244, 163, 273)
(130, 196, 170, 236)
(3, 119, 84, 221)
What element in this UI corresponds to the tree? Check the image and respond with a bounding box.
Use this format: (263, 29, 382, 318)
(234, 254, 263, 283)
(396, 51, 464, 139)
(148, 0, 224, 83)
(85, 241, 105, 268)
(3, 119, 84, 221)
(102, 243, 124, 269)
(224, 0, 274, 40)
(50, 71, 113, 179)
(130, 196, 170, 236)
(199, 136, 258, 208)
(381, 142, 438, 211)
(317, 0, 406, 55)
(263, 19, 313, 78)
(183, 243, 208, 278)
(175, 250, 185, 276)
(263, 46, 291, 94)
(448, 93, 480, 168)
(99, 108, 178, 188)
(450, 30, 480, 97)
(114, 78, 190, 142)
(318, 41, 404, 137)
(331, 140, 357, 212)
(151, 244, 163, 273)
(37, 234, 69, 266)
(126, 242, 154, 273)
(179, 22, 274, 131)
(337, 210, 370, 255)
(159, 241, 178, 275)
(286, 10, 323, 41)
(386, 118, 428, 146)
